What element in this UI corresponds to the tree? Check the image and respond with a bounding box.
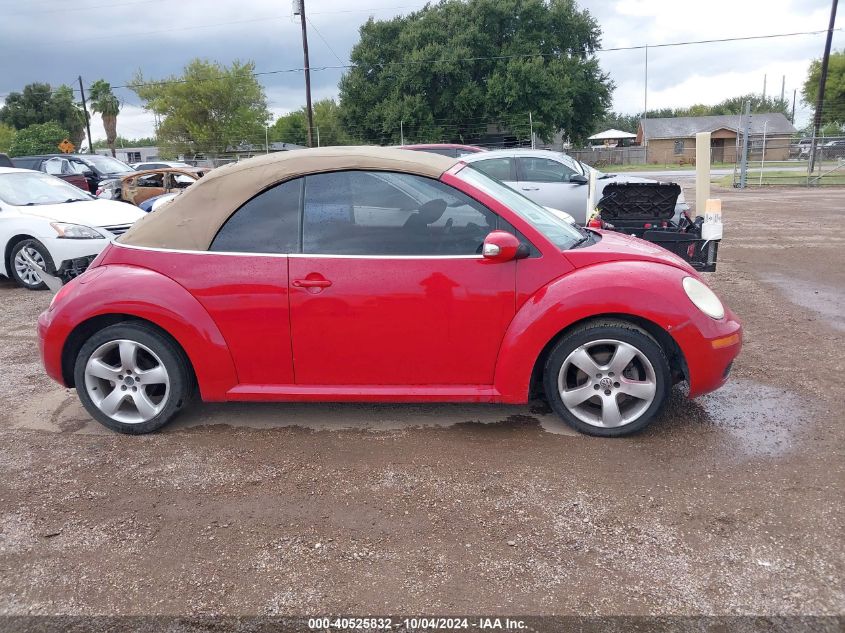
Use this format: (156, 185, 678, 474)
(270, 98, 351, 146)
(0, 123, 15, 153)
(131, 59, 270, 158)
(338, 0, 612, 145)
(8, 122, 70, 156)
(270, 110, 308, 146)
(0, 83, 85, 147)
(89, 80, 120, 157)
(92, 135, 157, 149)
(802, 49, 845, 129)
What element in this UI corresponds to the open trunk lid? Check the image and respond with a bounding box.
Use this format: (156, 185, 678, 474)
(597, 182, 681, 222)
(595, 181, 719, 273)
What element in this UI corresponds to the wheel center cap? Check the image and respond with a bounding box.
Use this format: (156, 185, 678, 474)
(599, 377, 613, 389)
(124, 376, 136, 386)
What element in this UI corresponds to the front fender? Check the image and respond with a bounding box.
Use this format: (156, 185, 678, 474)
(40, 264, 238, 400)
(494, 261, 695, 402)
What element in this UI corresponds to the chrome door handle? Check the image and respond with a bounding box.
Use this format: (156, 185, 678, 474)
(521, 187, 540, 191)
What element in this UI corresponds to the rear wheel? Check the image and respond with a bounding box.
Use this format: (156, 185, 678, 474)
(9, 239, 52, 290)
(74, 322, 192, 434)
(543, 321, 671, 437)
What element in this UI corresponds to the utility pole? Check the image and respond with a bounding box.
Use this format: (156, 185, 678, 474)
(739, 100, 751, 189)
(808, 0, 839, 174)
(643, 44, 648, 120)
(780, 75, 785, 105)
(78, 76, 93, 153)
(294, 0, 314, 148)
(400, 120, 404, 146)
(529, 112, 534, 149)
(791, 89, 797, 123)
(762, 74, 767, 101)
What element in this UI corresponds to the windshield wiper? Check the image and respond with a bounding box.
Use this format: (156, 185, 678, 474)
(62, 198, 87, 203)
(570, 235, 591, 249)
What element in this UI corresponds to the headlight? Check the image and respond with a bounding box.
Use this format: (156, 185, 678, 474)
(51, 222, 104, 239)
(682, 276, 724, 319)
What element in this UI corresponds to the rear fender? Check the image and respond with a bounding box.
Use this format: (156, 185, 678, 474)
(494, 261, 692, 402)
(50, 264, 238, 400)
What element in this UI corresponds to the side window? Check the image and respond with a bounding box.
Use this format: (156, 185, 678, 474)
(137, 173, 164, 188)
(43, 158, 69, 175)
(170, 174, 195, 189)
(471, 158, 513, 181)
(210, 178, 302, 253)
(303, 170, 497, 256)
(517, 157, 576, 183)
(674, 140, 685, 155)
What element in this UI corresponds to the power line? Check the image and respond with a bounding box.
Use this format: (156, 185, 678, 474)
(3, 27, 840, 98)
(306, 17, 348, 66)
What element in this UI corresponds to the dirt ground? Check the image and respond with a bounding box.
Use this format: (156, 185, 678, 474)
(0, 186, 843, 622)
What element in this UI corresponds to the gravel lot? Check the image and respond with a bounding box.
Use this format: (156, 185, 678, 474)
(0, 186, 843, 620)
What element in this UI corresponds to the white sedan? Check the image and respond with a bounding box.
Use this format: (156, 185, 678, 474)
(463, 149, 689, 225)
(0, 167, 145, 289)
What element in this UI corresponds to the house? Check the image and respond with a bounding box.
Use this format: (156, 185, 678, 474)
(96, 146, 160, 164)
(637, 113, 796, 164)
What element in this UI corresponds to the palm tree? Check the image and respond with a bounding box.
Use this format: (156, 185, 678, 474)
(88, 80, 120, 157)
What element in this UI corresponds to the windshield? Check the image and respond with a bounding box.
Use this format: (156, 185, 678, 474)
(0, 172, 93, 206)
(457, 165, 584, 249)
(79, 154, 134, 174)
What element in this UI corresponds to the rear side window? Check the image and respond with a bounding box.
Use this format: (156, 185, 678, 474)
(471, 157, 513, 181)
(11, 157, 39, 170)
(210, 178, 302, 253)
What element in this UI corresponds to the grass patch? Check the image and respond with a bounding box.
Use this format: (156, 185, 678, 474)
(715, 169, 845, 187)
(594, 160, 837, 173)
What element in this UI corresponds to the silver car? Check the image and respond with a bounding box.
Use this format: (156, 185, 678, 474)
(463, 149, 689, 225)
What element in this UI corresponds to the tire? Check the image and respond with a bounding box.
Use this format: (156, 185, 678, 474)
(543, 320, 671, 437)
(73, 322, 192, 434)
(9, 238, 53, 290)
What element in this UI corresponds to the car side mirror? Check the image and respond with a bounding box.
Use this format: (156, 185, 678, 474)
(482, 230, 521, 262)
(83, 170, 95, 177)
(570, 174, 588, 185)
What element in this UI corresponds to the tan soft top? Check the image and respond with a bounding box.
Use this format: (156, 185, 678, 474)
(118, 146, 459, 251)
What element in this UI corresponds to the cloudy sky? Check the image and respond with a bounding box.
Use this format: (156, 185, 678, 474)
(0, 0, 841, 142)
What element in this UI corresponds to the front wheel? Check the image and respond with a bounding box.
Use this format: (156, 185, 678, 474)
(74, 322, 192, 434)
(9, 239, 53, 290)
(543, 321, 671, 437)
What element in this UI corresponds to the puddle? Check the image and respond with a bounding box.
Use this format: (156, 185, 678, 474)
(761, 272, 845, 331)
(172, 400, 579, 436)
(8, 378, 807, 452)
(694, 379, 806, 457)
(8, 389, 578, 437)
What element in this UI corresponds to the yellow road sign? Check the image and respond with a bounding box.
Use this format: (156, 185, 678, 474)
(58, 139, 75, 154)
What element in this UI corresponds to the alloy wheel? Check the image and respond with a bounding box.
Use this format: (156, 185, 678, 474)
(13, 246, 46, 288)
(83, 339, 170, 424)
(557, 338, 657, 428)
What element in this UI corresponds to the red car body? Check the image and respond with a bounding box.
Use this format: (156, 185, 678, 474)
(38, 163, 741, 411)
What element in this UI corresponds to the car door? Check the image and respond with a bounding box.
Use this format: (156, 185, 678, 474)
(126, 172, 166, 204)
(514, 156, 588, 222)
(288, 169, 517, 387)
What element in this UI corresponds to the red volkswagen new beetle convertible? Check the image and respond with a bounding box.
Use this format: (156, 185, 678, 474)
(38, 147, 741, 436)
